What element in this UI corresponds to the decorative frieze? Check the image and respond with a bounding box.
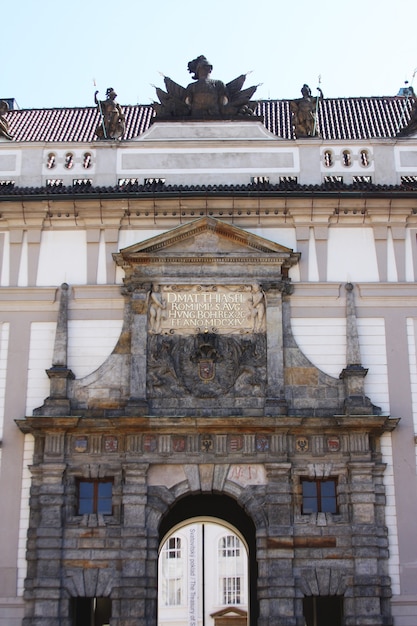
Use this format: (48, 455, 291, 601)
(61, 423, 386, 460)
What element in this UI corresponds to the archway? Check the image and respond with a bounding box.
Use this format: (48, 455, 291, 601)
(158, 495, 258, 626)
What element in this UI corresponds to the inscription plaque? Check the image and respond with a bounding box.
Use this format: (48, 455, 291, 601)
(148, 284, 265, 335)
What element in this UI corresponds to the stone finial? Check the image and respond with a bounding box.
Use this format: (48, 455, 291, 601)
(339, 283, 380, 415)
(33, 284, 74, 416)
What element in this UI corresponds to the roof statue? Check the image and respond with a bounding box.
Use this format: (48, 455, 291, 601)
(94, 87, 125, 139)
(153, 55, 258, 119)
(290, 84, 323, 138)
(0, 100, 13, 140)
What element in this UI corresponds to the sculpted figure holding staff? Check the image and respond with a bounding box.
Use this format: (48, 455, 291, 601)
(94, 87, 125, 139)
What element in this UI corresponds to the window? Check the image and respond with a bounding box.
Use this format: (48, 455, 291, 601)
(279, 176, 298, 184)
(222, 577, 241, 604)
(77, 479, 113, 515)
(342, 150, 351, 166)
(165, 536, 182, 559)
(161, 535, 184, 606)
(323, 150, 333, 167)
(220, 534, 241, 558)
(251, 176, 269, 184)
(218, 534, 245, 606)
(324, 175, 343, 184)
(301, 479, 338, 514)
(118, 178, 139, 186)
(360, 149, 370, 167)
(47, 153, 56, 169)
(73, 179, 92, 187)
(83, 152, 92, 169)
(65, 152, 74, 169)
(144, 177, 166, 185)
(166, 578, 182, 606)
(353, 175, 372, 184)
(401, 175, 417, 185)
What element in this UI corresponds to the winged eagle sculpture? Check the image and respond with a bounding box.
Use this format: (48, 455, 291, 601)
(153, 55, 258, 119)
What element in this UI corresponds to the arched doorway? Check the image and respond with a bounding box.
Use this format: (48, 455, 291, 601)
(158, 495, 258, 626)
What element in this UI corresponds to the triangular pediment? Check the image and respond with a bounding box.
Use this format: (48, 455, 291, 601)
(114, 217, 299, 268)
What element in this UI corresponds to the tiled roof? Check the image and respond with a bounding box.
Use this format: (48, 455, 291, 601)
(258, 97, 414, 139)
(5, 105, 154, 143)
(2, 97, 415, 142)
(1, 180, 417, 199)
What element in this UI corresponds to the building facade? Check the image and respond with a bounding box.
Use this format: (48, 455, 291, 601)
(0, 78, 417, 626)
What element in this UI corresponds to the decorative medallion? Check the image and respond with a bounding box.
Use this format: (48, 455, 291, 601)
(172, 436, 186, 452)
(143, 435, 157, 453)
(229, 435, 244, 452)
(201, 436, 213, 452)
(256, 435, 269, 452)
(327, 436, 340, 452)
(74, 436, 88, 453)
(104, 436, 118, 453)
(296, 436, 309, 453)
(198, 358, 215, 382)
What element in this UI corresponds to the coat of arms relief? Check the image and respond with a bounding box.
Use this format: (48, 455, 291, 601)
(147, 284, 267, 399)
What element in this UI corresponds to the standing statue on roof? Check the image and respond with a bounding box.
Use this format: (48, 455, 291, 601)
(154, 55, 258, 119)
(94, 88, 125, 140)
(0, 101, 13, 141)
(290, 84, 323, 138)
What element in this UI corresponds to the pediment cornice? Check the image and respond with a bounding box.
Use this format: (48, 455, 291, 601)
(113, 217, 300, 271)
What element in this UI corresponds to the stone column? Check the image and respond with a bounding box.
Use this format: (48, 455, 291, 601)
(313, 225, 329, 282)
(391, 225, 406, 282)
(348, 461, 392, 626)
(373, 226, 388, 282)
(263, 282, 289, 416)
(27, 229, 42, 286)
(294, 226, 310, 281)
(126, 285, 149, 414)
(116, 464, 152, 626)
(23, 463, 67, 626)
(257, 464, 296, 626)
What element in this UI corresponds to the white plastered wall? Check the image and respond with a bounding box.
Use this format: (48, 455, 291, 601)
(36, 231, 87, 286)
(0, 323, 10, 444)
(290, 317, 389, 414)
(26, 320, 124, 414)
(327, 228, 379, 282)
(406, 318, 417, 461)
(67, 320, 123, 378)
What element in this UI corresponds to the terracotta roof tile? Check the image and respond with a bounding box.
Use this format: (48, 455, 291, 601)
(2, 97, 415, 142)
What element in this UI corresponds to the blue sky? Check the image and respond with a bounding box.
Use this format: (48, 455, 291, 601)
(3, 0, 417, 109)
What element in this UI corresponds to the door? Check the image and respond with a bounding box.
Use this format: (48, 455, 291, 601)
(158, 519, 249, 626)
